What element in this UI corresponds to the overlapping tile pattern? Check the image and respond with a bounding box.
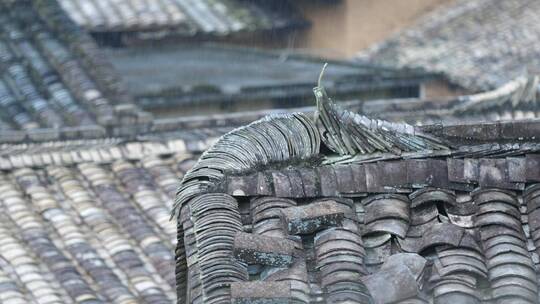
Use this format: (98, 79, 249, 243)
(0, 0, 145, 131)
(0, 135, 208, 303)
(186, 180, 540, 302)
(175, 92, 540, 302)
(181, 153, 540, 303)
(360, 0, 540, 91)
(0, 174, 103, 304)
(58, 0, 303, 35)
(0, 129, 219, 170)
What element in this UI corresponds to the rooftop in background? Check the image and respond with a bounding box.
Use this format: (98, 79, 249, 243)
(57, 0, 306, 39)
(106, 43, 434, 117)
(355, 76, 540, 125)
(0, 131, 211, 303)
(359, 0, 540, 92)
(0, 0, 149, 131)
(0, 105, 239, 303)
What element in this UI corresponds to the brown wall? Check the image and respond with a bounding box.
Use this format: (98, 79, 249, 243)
(293, 0, 453, 58)
(421, 79, 472, 99)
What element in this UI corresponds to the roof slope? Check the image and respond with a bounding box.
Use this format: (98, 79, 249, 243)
(57, 0, 305, 36)
(0, 0, 147, 131)
(359, 0, 540, 91)
(0, 126, 226, 303)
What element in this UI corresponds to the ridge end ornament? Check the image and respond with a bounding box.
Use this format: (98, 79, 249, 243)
(313, 64, 450, 156)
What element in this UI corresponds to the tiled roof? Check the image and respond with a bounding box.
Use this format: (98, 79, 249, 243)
(0, 103, 285, 144)
(174, 83, 540, 303)
(57, 0, 305, 36)
(359, 0, 540, 91)
(0, 0, 148, 131)
(134, 76, 537, 130)
(107, 44, 432, 111)
(0, 128, 223, 303)
(357, 76, 540, 125)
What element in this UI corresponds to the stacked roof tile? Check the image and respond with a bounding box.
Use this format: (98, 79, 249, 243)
(57, 0, 305, 36)
(174, 83, 540, 303)
(0, 127, 226, 303)
(359, 0, 540, 91)
(0, 0, 148, 131)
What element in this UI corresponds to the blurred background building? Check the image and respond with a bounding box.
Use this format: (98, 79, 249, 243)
(54, 0, 461, 119)
(0, 1, 540, 303)
(2, 0, 539, 138)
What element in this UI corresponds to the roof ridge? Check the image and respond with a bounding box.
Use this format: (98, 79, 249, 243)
(0, 135, 215, 170)
(172, 112, 320, 219)
(173, 83, 540, 218)
(314, 83, 450, 155)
